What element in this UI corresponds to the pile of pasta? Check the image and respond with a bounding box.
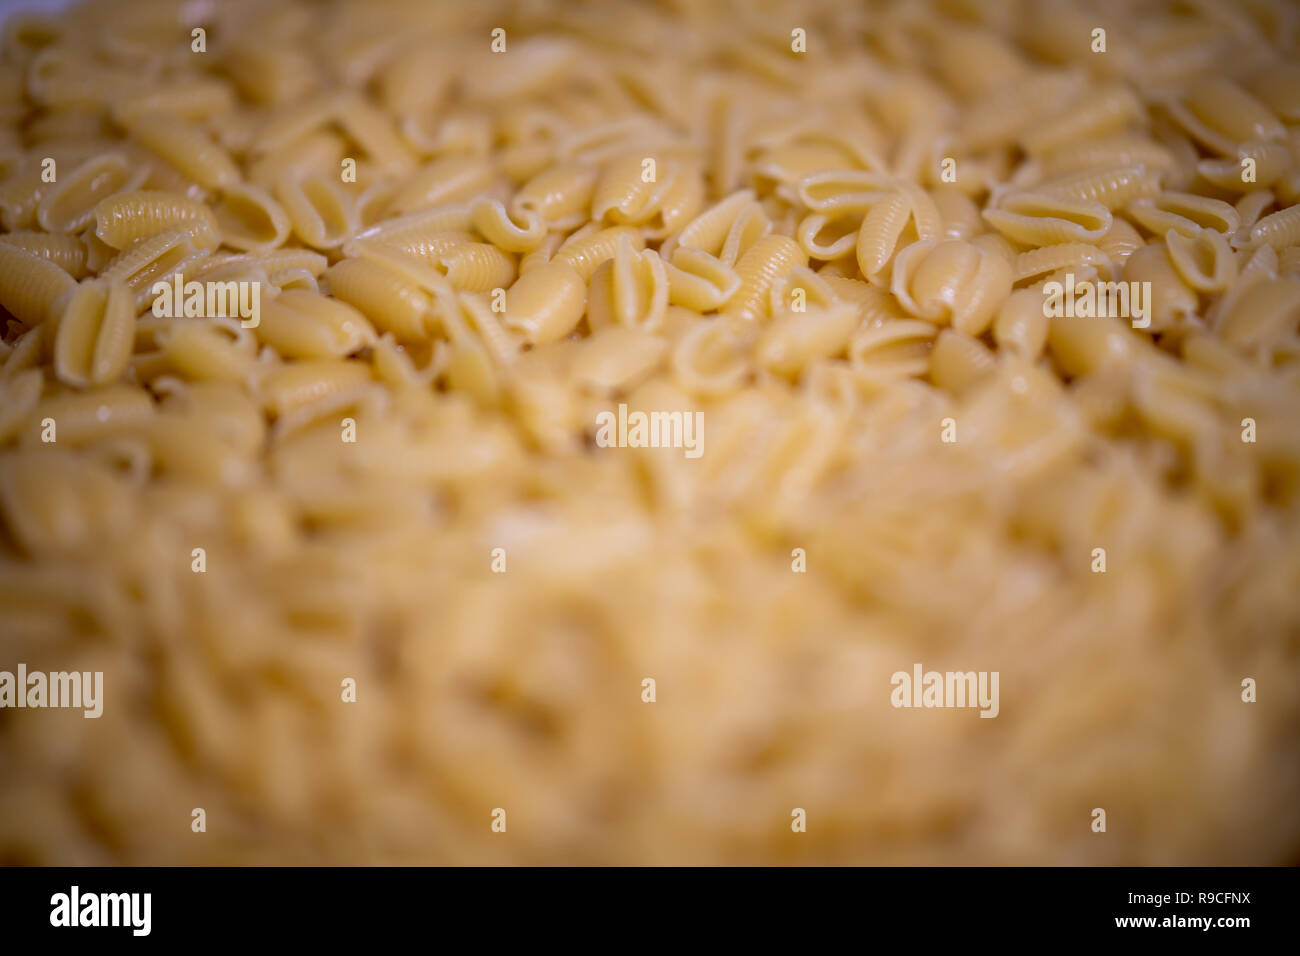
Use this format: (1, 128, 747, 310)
(1, 0, 1299, 865)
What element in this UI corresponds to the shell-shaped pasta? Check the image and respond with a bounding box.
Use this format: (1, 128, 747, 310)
(111, 79, 235, 126)
(643, 162, 704, 239)
(214, 183, 292, 252)
(768, 266, 838, 315)
(0, 241, 78, 325)
(94, 189, 217, 250)
(670, 316, 751, 394)
(159, 318, 258, 384)
(471, 197, 546, 253)
(891, 239, 1013, 335)
(982, 192, 1112, 245)
(1013, 244, 1113, 284)
(126, 115, 240, 191)
(329, 92, 417, 175)
(511, 161, 598, 230)
(1047, 310, 1142, 378)
(847, 318, 937, 386)
(1177, 76, 1286, 154)
(929, 328, 997, 394)
(388, 155, 496, 215)
(993, 287, 1051, 359)
(724, 234, 807, 321)
(1165, 229, 1236, 292)
(571, 326, 666, 392)
(1020, 86, 1143, 156)
(592, 152, 660, 225)
(28, 383, 154, 446)
(855, 192, 912, 280)
(52, 280, 134, 387)
(930, 184, 981, 239)
(796, 211, 861, 260)
(587, 238, 669, 332)
(258, 358, 374, 419)
(755, 303, 857, 378)
(1096, 218, 1145, 266)
(1197, 140, 1291, 191)
(796, 170, 894, 214)
(438, 243, 516, 293)
(326, 257, 433, 340)
(1037, 135, 1177, 178)
(1215, 278, 1300, 351)
(0, 230, 87, 277)
(275, 171, 357, 250)
(101, 222, 217, 308)
(1238, 204, 1300, 251)
(347, 204, 473, 254)
(1125, 192, 1240, 238)
(1121, 241, 1199, 331)
(0, 367, 43, 445)
(255, 288, 376, 359)
(666, 189, 759, 261)
(553, 225, 645, 280)
(37, 152, 147, 234)
(1032, 164, 1162, 210)
(665, 246, 742, 312)
(502, 260, 586, 345)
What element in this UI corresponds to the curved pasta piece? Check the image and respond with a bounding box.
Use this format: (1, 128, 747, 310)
(94, 189, 217, 250)
(890, 238, 1012, 335)
(586, 237, 669, 332)
(275, 171, 357, 251)
(214, 183, 292, 252)
(723, 234, 807, 321)
(0, 241, 78, 325)
(664, 246, 742, 313)
(52, 279, 135, 388)
(502, 260, 586, 345)
(982, 192, 1112, 245)
(37, 152, 147, 233)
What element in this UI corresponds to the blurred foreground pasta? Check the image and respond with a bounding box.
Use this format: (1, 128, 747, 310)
(1, 0, 1299, 864)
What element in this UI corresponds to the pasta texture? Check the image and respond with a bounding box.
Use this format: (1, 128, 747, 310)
(0, 0, 1298, 868)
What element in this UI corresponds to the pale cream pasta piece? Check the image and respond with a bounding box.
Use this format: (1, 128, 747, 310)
(982, 192, 1112, 246)
(213, 183, 292, 253)
(0, 230, 87, 277)
(755, 303, 857, 379)
(274, 171, 357, 251)
(501, 260, 586, 346)
(52, 280, 134, 388)
(125, 114, 240, 191)
(1165, 229, 1238, 293)
(552, 224, 645, 280)
(723, 233, 807, 321)
(586, 238, 669, 332)
(1125, 191, 1241, 238)
(94, 189, 218, 250)
(37, 152, 146, 233)
(470, 197, 546, 253)
(0, 241, 78, 325)
(890, 238, 1012, 336)
(325, 257, 433, 341)
(664, 246, 742, 313)
(254, 289, 376, 360)
(929, 328, 997, 395)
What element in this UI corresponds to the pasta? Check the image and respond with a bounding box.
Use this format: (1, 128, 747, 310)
(0, 0, 1298, 870)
